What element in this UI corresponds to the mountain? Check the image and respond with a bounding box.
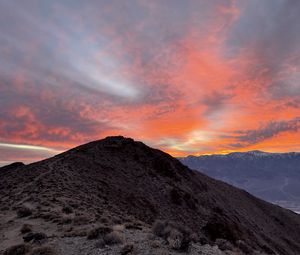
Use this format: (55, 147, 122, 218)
(179, 151, 300, 212)
(1, 137, 300, 255)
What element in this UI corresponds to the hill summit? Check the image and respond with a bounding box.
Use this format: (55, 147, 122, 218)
(1, 136, 300, 254)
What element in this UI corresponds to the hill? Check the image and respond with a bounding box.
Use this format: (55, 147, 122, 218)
(1, 137, 300, 254)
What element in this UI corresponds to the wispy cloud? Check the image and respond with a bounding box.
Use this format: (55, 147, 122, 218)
(229, 118, 300, 148)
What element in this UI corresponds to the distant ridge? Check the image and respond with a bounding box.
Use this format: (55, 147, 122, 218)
(180, 151, 300, 212)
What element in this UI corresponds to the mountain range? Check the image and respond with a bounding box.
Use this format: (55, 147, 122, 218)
(1, 137, 300, 255)
(179, 151, 300, 212)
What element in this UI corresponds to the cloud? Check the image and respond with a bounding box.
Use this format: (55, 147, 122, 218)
(0, 0, 299, 162)
(202, 91, 234, 116)
(230, 118, 300, 148)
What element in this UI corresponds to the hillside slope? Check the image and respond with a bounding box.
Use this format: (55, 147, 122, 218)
(1, 137, 300, 254)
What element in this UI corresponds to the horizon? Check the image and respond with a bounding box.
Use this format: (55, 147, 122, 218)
(1, 136, 299, 167)
(1, 0, 300, 165)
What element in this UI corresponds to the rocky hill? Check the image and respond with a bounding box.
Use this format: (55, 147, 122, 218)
(1, 137, 300, 255)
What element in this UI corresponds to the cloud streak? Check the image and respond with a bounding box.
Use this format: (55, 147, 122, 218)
(229, 118, 300, 148)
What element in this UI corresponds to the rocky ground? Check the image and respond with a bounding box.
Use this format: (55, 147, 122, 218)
(0, 205, 261, 255)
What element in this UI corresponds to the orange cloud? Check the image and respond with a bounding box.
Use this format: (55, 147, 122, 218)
(0, 0, 299, 165)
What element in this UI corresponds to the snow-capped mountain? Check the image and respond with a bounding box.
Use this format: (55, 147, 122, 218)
(179, 151, 300, 211)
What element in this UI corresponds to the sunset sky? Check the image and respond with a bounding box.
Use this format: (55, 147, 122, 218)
(0, 0, 300, 165)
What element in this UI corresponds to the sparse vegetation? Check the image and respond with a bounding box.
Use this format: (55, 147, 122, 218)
(152, 220, 193, 251)
(112, 224, 125, 232)
(120, 243, 134, 255)
(23, 232, 47, 243)
(62, 205, 73, 214)
(17, 206, 32, 218)
(104, 230, 124, 245)
(87, 225, 124, 246)
(124, 221, 143, 230)
(20, 224, 32, 234)
(87, 225, 112, 239)
(4, 244, 31, 255)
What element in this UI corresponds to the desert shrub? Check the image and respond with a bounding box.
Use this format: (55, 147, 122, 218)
(99, 216, 109, 224)
(62, 206, 73, 214)
(20, 224, 32, 234)
(124, 221, 143, 230)
(23, 232, 47, 243)
(87, 225, 111, 239)
(17, 207, 32, 218)
(29, 246, 56, 255)
(88, 226, 124, 246)
(120, 243, 134, 255)
(151, 240, 161, 248)
(167, 229, 183, 250)
(202, 217, 239, 242)
(152, 220, 193, 251)
(152, 220, 169, 237)
(87, 228, 100, 239)
(4, 244, 31, 255)
(103, 231, 124, 245)
(112, 224, 125, 232)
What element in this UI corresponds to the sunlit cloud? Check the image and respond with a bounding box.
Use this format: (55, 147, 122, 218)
(0, 0, 299, 164)
(0, 142, 60, 153)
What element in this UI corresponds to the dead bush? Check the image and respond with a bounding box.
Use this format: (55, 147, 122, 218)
(152, 220, 193, 251)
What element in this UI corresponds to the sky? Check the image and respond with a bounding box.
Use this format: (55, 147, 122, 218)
(0, 0, 300, 165)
